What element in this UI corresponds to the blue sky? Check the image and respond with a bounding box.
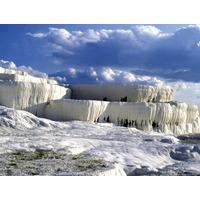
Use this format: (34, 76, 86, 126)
(0, 24, 200, 82)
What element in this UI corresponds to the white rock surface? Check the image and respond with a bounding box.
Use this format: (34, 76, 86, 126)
(0, 106, 177, 174)
(0, 62, 198, 136)
(0, 65, 57, 84)
(0, 68, 71, 115)
(99, 101, 200, 135)
(70, 84, 174, 102)
(44, 99, 109, 122)
(0, 106, 200, 176)
(43, 99, 200, 135)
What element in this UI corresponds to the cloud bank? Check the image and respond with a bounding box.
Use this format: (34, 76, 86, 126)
(50, 66, 165, 86)
(28, 25, 200, 82)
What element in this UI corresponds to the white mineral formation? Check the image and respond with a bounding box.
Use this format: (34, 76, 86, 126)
(0, 67, 71, 115)
(43, 99, 200, 135)
(0, 62, 199, 136)
(98, 102, 200, 135)
(70, 84, 174, 102)
(43, 99, 109, 122)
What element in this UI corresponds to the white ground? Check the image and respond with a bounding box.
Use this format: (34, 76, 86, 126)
(0, 106, 199, 175)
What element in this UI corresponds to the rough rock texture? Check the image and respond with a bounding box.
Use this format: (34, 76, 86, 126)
(43, 99, 109, 122)
(0, 72, 57, 84)
(70, 84, 174, 102)
(0, 66, 199, 135)
(43, 99, 200, 135)
(98, 102, 200, 135)
(0, 70, 71, 115)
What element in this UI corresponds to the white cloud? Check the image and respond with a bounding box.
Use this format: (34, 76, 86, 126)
(101, 67, 115, 81)
(122, 72, 136, 82)
(27, 25, 168, 49)
(26, 32, 46, 38)
(68, 67, 77, 76)
(27, 25, 200, 82)
(99, 67, 165, 86)
(197, 41, 200, 47)
(135, 25, 169, 38)
(51, 66, 165, 86)
(53, 76, 67, 83)
(89, 67, 97, 77)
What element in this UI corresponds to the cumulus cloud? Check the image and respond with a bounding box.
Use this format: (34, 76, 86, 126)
(50, 66, 165, 86)
(27, 26, 169, 66)
(101, 68, 115, 81)
(27, 25, 200, 82)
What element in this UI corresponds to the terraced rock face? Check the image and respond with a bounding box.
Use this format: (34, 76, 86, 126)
(70, 84, 174, 103)
(43, 99, 200, 135)
(0, 69, 71, 115)
(0, 65, 199, 136)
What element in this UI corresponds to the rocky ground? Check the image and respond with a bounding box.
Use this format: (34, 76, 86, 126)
(0, 106, 199, 176)
(0, 149, 115, 176)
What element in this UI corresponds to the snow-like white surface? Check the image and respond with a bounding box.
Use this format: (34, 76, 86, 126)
(0, 66, 71, 115)
(0, 81, 70, 115)
(43, 99, 200, 135)
(0, 71, 57, 84)
(70, 84, 174, 102)
(0, 106, 199, 175)
(0, 60, 72, 115)
(44, 99, 109, 122)
(0, 59, 48, 79)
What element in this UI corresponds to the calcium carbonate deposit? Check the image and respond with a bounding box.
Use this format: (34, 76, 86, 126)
(0, 61, 200, 176)
(43, 99, 200, 135)
(0, 105, 199, 176)
(0, 67, 71, 115)
(0, 65, 199, 135)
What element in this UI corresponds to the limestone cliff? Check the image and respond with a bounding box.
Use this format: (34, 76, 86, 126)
(0, 68, 71, 115)
(43, 99, 200, 135)
(0, 65, 199, 135)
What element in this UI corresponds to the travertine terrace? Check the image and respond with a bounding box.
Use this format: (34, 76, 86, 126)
(0, 67, 199, 135)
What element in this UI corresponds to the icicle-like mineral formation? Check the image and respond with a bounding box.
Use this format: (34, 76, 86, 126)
(0, 65, 199, 135)
(43, 99, 109, 122)
(43, 99, 200, 135)
(0, 68, 71, 115)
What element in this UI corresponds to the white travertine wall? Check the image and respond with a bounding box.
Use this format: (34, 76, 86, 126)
(0, 72, 71, 115)
(43, 99, 109, 122)
(43, 99, 200, 135)
(70, 84, 174, 103)
(0, 65, 199, 135)
(98, 101, 200, 135)
(0, 72, 57, 84)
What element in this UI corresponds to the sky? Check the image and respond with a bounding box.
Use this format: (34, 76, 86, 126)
(0, 24, 195, 77)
